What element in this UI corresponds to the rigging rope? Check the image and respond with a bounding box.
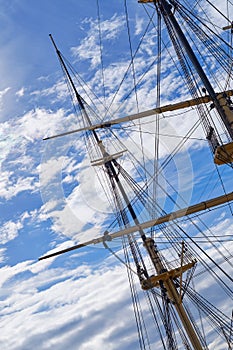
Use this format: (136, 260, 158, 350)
(96, 0, 106, 105)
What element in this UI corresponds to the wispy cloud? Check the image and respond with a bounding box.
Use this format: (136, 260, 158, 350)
(71, 15, 125, 69)
(16, 87, 25, 97)
(0, 256, 135, 350)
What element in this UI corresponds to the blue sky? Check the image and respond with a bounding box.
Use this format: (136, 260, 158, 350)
(0, 1, 233, 349)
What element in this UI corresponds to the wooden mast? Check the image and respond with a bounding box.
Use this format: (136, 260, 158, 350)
(41, 0, 233, 344)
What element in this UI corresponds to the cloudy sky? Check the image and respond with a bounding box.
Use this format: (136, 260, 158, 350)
(0, 1, 233, 349)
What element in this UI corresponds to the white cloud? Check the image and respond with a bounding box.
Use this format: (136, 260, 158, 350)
(71, 15, 125, 68)
(0, 87, 10, 110)
(16, 87, 25, 97)
(0, 248, 6, 263)
(0, 230, 231, 350)
(0, 105, 80, 202)
(0, 173, 38, 200)
(38, 156, 70, 188)
(0, 220, 23, 244)
(0, 256, 135, 350)
(15, 108, 70, 141)
(38, 153, 115, 241)
(30, 80, 69, 104)
(135, 16, 144, 35)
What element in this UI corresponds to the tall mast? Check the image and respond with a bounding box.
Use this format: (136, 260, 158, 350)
(139, 0, 233, 165)
(49, 34, 100, 144)
(141, 0, 233, 139)
(48, 34, 207, 349)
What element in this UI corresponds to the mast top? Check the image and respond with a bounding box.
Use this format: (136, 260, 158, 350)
(49, 34, 60, 53)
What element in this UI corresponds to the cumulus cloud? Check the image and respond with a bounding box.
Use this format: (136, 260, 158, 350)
(0, 174, 38, 200)
(0, 220, 23, 244)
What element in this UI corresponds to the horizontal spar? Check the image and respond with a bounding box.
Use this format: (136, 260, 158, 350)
(43, 90, 233, 140)
(38, 241, 94, 260)
(38, 191, 233, 261)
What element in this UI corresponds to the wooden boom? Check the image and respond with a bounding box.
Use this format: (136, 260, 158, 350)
(43, 90, 233, 141)
(39, 191, 233, 260)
